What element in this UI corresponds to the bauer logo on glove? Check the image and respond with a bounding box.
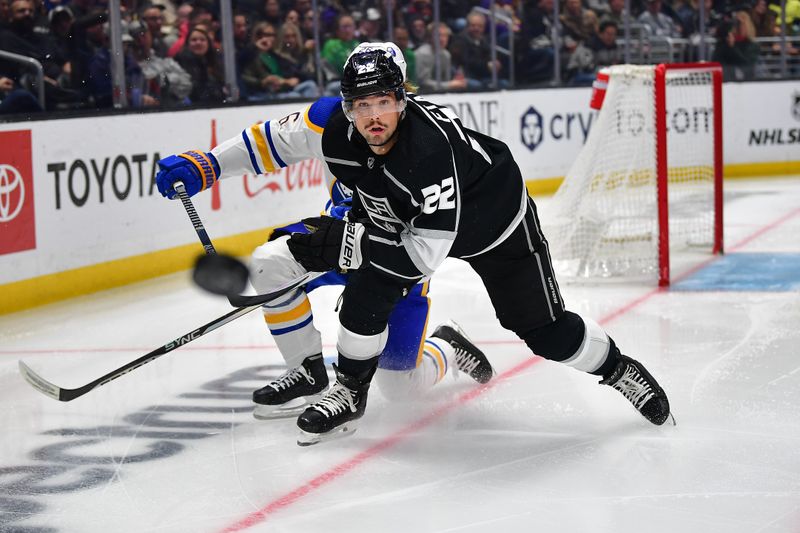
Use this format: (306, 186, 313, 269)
(288, 216, 370, 273)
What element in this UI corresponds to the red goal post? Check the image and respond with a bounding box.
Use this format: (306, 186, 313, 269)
(655, 63, 724, 286)
(543, 62, 724, 286)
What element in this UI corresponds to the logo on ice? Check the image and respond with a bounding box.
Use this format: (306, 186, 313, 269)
(0, 130, 36, 255)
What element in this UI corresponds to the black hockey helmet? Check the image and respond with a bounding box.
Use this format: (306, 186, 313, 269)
(340, 42, 407, 119)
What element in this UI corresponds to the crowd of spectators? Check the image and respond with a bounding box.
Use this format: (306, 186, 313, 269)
(0, 0, 798, 115)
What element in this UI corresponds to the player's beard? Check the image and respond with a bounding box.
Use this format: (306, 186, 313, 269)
(362, 119, 397, 147)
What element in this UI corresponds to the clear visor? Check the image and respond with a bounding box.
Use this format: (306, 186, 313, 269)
(343, 95, 406, 120)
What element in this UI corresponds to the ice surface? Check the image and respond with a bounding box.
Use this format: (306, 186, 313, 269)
(1, 178, 798, 533)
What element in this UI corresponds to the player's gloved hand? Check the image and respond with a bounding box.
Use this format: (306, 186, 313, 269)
(327, 197, 353, 220)
(287, 216, 369, 272)
(155, 151, 220, 199)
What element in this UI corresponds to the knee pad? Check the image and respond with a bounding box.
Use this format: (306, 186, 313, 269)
(250, 236, 307, 296)
(523, 311, 611, 373)
(337, 323, 388, 361)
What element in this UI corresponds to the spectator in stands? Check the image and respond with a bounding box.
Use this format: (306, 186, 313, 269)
(440, 0, 472, 32)
(49, 5, 73, 42)
(276, 20, 319, 94)
(0, 72, 43, 113)
(750, 0, 777, 36)
(675, 0, 721, 38)
(233, 11, 250, 54)
(414, 21, 468, 92)
(63, 8, 106, 104)
(292, 0, 311, 17)
(478, 0, 522, 44)
(129, 19, 192, 106)
(48, 5, 74, 79)
(357, 7, 382, 43)
(753, 0, 799, 55)
(602, 0, 629, 27)
(175, 25, 225, 103)
(236, 0, 261, 20)
(770, 0, 800, 36)
(0, 0, 10, 24)
(450, 10, 506, 88)
(233, 12, 255, 97)
(0, 0, 76, 109)
(519, 0, 559, 83)
(284, 9, 300, 27)
(404, 0, 433, 28)
(261, 0, 282, 26)
(141, 3, 169, 57)
(567, 19, 622, 84)
(393, 26, 417, 83)
(242, 21, 317, 100)
(164, 2, 192, 50)
(713, 10, 761, 79)
(87, 23, 142, 107)
(321, 13, 359, 92)
(66, 0, 95, 19)
(276, 22, 317, 76)
(168, 4, 216, 57)
(299, 9, 316, 43)
(560, 0, 599, 52)
(637, 0, 681, 37)
(408, 15, 428, 48)
(29, 0, 47, 31)
(587, 0, 612, 17)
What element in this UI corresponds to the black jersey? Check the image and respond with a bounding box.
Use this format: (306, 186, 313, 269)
(211, 94, 528, 283)
(320, 94, 528, 282)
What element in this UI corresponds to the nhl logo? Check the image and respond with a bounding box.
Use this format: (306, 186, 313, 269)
(792, 92, 800, 122)
(367, 157, 375, 169)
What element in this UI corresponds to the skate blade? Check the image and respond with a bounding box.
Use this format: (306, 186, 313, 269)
(296, 422, 359, 447)
(253, 395, 323, 420)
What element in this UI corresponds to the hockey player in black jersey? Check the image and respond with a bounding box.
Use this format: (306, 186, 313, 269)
(154, 42, 494, 444)
(156, 42, 672, 445)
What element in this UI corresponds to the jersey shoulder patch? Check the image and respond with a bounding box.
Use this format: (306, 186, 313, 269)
(306, 97, 344, 133)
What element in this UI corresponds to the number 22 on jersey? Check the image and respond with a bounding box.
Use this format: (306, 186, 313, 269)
(421, 176, 455, 214)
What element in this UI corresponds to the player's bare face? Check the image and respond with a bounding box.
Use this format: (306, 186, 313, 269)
(352, 94, 402, 154)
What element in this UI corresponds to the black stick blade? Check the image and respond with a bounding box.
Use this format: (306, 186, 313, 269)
(193, 254, 249, 296)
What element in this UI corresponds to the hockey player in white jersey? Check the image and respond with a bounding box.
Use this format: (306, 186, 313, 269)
(156, 42, 672, 446)
(154, 42, 494, 438)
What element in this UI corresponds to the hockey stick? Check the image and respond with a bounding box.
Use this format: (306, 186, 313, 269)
(173, 182, 244, 307)
(19, 183, 326, 401)
(173, 183, 325, 307)
(174, 182, 217, 255)
(17, 268, 324, 402)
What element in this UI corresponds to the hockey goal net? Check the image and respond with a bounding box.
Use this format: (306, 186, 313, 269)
(542, 63, 723, 286)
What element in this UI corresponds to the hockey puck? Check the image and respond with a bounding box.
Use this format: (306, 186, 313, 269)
(192, 254, 249, 296)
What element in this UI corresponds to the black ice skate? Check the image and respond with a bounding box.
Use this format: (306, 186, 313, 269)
(431, 321, 494, 384)
(296, 365, 371, 446)
(601, 354, 674, 426)
(252, 354, 329, 420)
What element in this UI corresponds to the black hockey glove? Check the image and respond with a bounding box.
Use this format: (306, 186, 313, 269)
(287, 216, 370, 273)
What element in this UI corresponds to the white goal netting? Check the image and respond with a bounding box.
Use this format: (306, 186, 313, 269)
(541, 64, 719, 282)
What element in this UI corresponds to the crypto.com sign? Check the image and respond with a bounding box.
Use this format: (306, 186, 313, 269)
(0, 130, 36, 255)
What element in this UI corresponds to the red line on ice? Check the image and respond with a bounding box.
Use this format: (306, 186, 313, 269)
(219, 356, 540, 533)
(215, 203, 800, 532)
(218, 293, 659, 533)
